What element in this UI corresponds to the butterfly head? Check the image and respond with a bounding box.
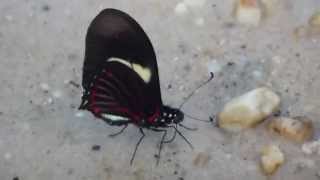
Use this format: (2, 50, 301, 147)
(159, 106, 184, 125)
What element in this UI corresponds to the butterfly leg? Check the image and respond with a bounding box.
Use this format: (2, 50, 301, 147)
(173, 126, 194, 150)
(148, 128, 167, 165)
(157, 129, 167, 165)
(108, 124, 128, 137)
(130, 128, 145, 165)
(163, 126, 177, 143)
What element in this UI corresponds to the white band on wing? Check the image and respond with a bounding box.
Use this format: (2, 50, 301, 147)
(108, 57, 151, 83)
(101, 113, 129, 121)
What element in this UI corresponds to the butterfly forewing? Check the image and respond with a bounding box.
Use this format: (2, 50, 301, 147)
(79, 9, 164, 124)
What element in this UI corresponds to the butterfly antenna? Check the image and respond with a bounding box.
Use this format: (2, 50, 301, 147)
(178, 72, 214, 123)
(184, 114, 215, 123)
(179, 72, 214, 109)
(178, 123, 198, 131)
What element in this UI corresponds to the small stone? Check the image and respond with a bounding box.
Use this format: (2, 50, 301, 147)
(13, 177, 19, 180)
(207, 60, 222, 74)
(218, 87, 280, 132)
(195, 17, 205, 26)
(268, 116, 314, 142)
(4, 153, 12, 160)
(184, 0, 207, 8)
(240, 44, 247, 49)
(260, 0, 277, 16)
(91, 145, 101, 151)
(42, 4, 50, 12)
(260, 145, 284, 175)
(5, 15, 13, 21)
(302, 140, 320, 155)
(294, 158, 315, 169)
(309, 11, 320, 27)
(40, 83, 50, 92)
(193, 152, 210, 167)
(75, 111, 85, 118)
(175, 2, 188, 16)
(52, 90, 62, 98)
(44, 97, 53, 105)
(234, 0, 262, 26)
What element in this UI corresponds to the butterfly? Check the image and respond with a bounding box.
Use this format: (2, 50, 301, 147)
(79, 8, 213, 165)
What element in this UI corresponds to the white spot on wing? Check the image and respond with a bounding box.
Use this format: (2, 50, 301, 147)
(108, 57, 151, 83)
(132, 63, 151, 83)
(101, 113, 129, 121)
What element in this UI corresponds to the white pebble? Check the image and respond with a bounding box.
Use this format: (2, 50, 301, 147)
(184, 0, 207, 8)
(175, 2, 188, 16)
(23, 123, 31, 131)
(40, 83, 50, 91)
(5, 15, 13, 21)
(302, 140, 320, 155)
(235, 0, 262, 26)
(207, 60, 222, 74)
(52, 90, 62, 98)
(252, 70, 263, 79)
(218, 87, 280, 132)
(295, 158, 315, 169)
(48, 97, 53, 104)
(64, 80, 70, 84)
(195, 17, 205, 26)
(75, 111, 85, 118)
(4, 153, 12, 160)
(260, 145, 284, 175)
(225, 153, 232, 159)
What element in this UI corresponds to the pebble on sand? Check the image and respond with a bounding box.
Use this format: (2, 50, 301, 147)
(234, 0, 262, 26)
(309, 11, 320, 27)
(268, 116, 314, 143)
(302, 140, 320, 155)
(175, 2, 188, 16)
(260, 145, 284, 175)
(218, 87, 280, 132)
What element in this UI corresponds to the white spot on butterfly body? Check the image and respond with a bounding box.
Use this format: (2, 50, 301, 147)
(108, 57, 151, 83)
(101, 113, 129, 121)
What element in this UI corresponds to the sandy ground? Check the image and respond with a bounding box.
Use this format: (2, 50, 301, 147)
(1, 0, 320, 180)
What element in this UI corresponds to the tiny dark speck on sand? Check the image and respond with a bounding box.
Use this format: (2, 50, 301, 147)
(240, 44, 247, 49)
(91, 145, 101, 151)
(178, 177, 184, 180)
(13, 177, 19, 180)
(42, 5, 50, 11)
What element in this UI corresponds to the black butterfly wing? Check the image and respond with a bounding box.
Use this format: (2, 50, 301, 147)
(80, 9, 162, 124)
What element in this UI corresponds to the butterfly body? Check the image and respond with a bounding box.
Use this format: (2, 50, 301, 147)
(79, 9, 184, 129)
(79, 9, 192, 165)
